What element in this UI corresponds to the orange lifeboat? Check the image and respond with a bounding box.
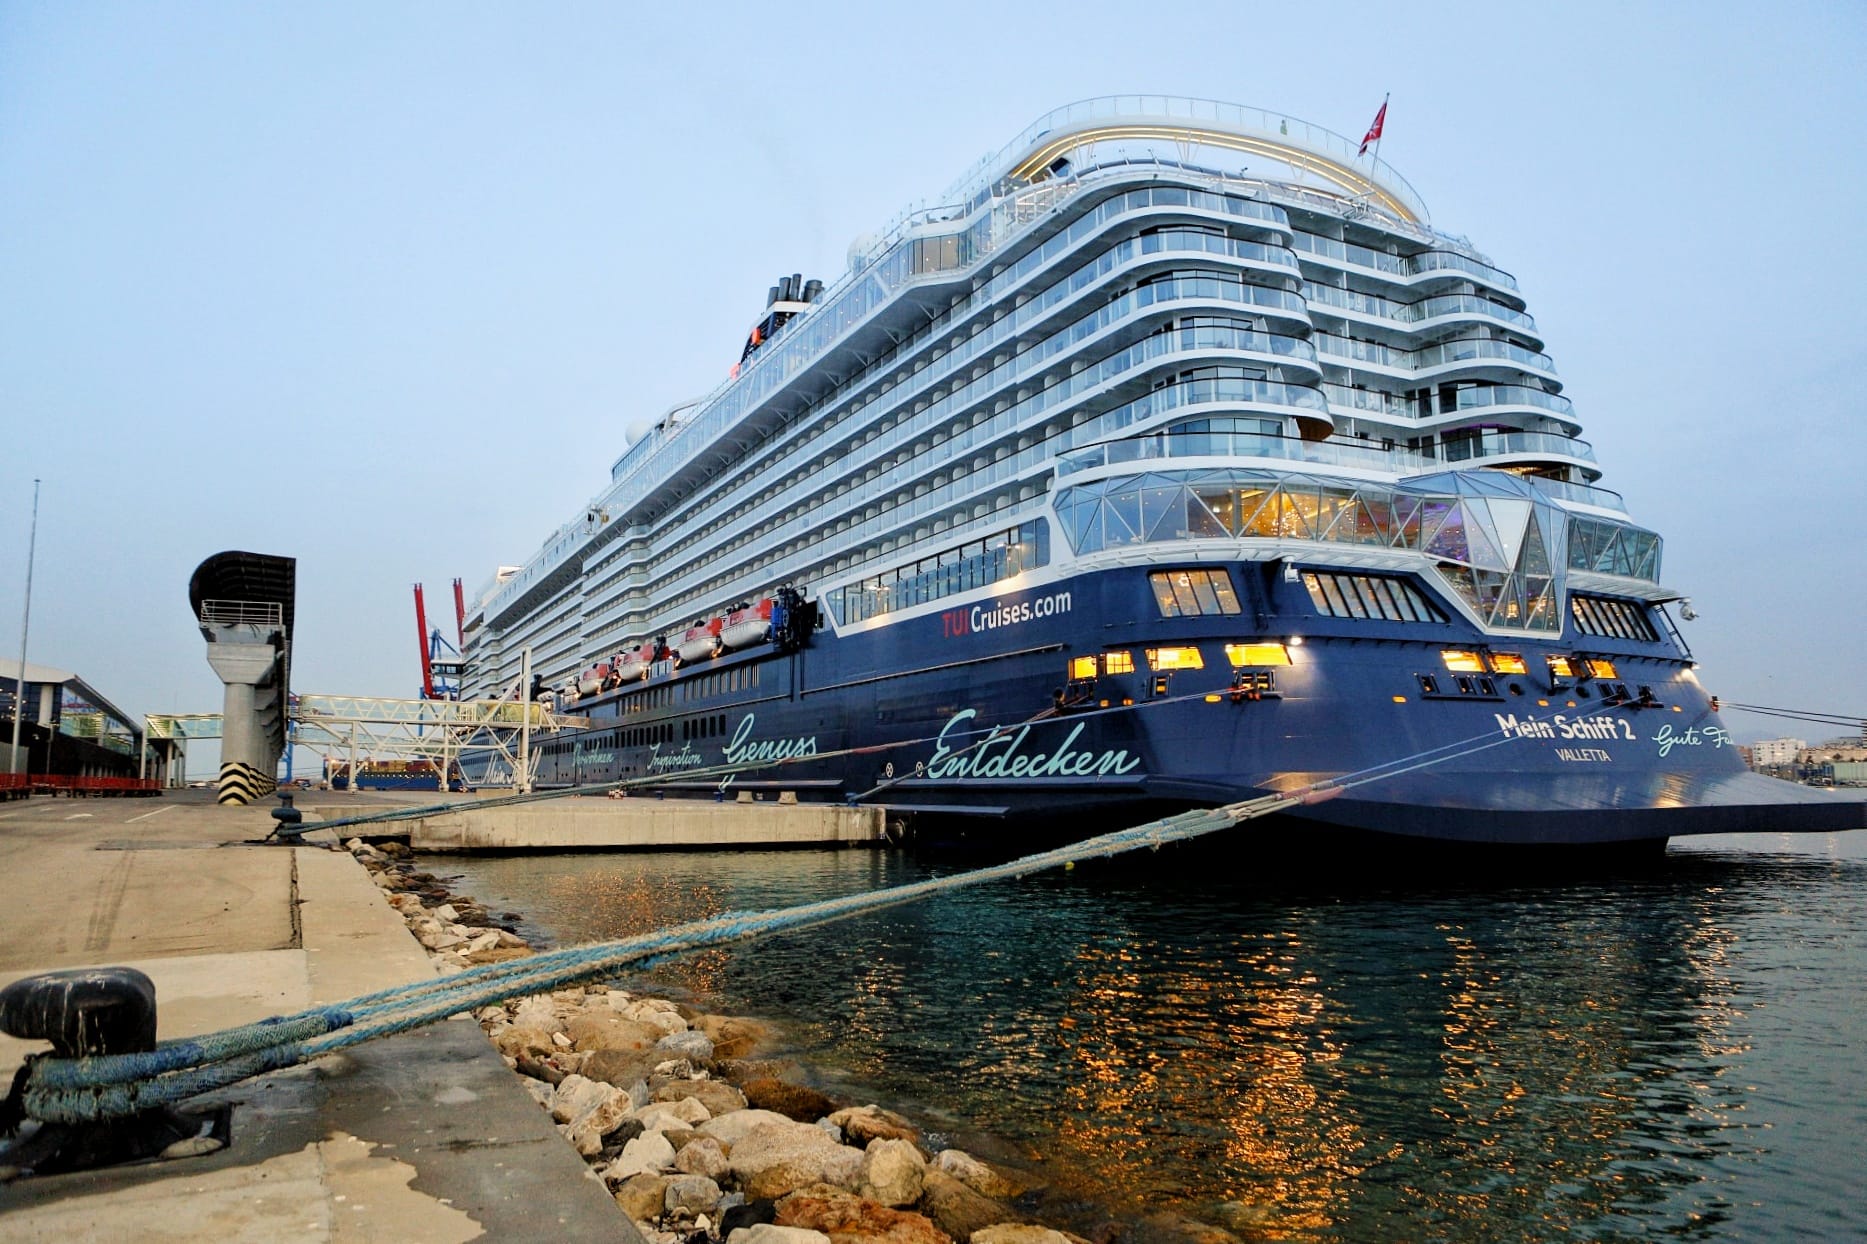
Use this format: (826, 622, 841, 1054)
(720, 599, 775, 651)
(676, 618, 723, 665)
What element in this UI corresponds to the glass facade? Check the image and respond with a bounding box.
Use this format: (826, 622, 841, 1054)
(825, 520, 1049, 625)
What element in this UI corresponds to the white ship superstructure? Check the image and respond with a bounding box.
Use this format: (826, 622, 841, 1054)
(461, 96, 1644, 699)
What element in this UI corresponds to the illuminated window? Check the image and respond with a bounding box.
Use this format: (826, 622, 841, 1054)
(1069, 656, 1097, 680)
(1149, 570, 1242, 617)
(1546, 655, 1575, 679)
(1303, 571, 1443, 623)
(1441, 650, 1486, 672)
(1224, 643, 1291, 667)
(1585, 658, 1619, 680)
(1488, 652, 1528, 675)
(1146, 646, 1205, 671)
(1102, 651, 1135, 675)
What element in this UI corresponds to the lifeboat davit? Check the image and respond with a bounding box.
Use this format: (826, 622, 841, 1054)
(720, 599, 775, 651)
(613, 643, 653, 682)
(676, 618, 723, 665)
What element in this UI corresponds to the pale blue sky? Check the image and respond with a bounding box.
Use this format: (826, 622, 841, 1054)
(3, 1, 1863, 762)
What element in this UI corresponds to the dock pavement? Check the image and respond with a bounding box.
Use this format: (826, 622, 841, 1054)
(0, 788, 640, 1242)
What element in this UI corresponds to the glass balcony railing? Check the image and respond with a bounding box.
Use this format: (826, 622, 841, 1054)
(1408, 249, 1520, 292)
(1413, 339, 1555, 373)
(1057, 426, 1596, 479)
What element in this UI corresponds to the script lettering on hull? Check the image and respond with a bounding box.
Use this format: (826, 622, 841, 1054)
(924, 709, 1142, 781)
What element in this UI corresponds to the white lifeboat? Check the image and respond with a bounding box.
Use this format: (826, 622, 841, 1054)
(613, 643, 653, 682)
(576, 662, 611, 696)
(676, 618, 723, 665)
(720, 599, 775, 651)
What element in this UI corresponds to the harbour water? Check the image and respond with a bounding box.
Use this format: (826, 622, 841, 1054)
(437, 829, 1867, 1240)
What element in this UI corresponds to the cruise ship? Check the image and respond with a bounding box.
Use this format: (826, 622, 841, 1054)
(459, 96, 1861, 848)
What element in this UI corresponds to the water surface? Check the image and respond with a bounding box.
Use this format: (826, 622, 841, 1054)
(438, 831, 1867, 1240)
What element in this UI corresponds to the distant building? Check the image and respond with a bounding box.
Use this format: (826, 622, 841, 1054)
(1750, 737, 1805, 768)
(0, 658, 158, 782)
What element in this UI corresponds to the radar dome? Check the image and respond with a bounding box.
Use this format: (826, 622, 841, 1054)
(625, 418, 653, 445)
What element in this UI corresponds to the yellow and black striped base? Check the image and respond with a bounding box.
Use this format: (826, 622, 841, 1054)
(216, 762, 276, 806)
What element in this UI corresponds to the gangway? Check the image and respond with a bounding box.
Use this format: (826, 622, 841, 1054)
(289, 694, 585, 790)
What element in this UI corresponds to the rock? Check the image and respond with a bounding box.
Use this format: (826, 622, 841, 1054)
(661, 1126, 704, 1154)
(730, 1120, 864, 1199)
(623, 1001, 690, 1036)
(1129, 1214, 1242, 1244)
(656, 1030, 715, 1061)
(463, 944, 531, 966)
(695, 1014, 768, 1059)
(917, 1171, 1012, 1242)
(970, 1229, 1068, 1244)
(416, 927, 466, 950)
(637, 1097, 712, 1132)
(614, 1172, 670, 1219)
(511, 999, 565, 1034)
(433, 903, 459, 921)
(582, 1048, 659, 1092)
(656, 1078, 748, 1117)
(676, 1137, 731, 1181)
(1210, 1203, 1273, 1234)
(550, 1074, 617, 1124)
(515, 1053, 566, 1085)
(387, 893, 424, 914)
(826, 1105, 919, 1147)
(523, 1078, 555, 1109)
(931, 1150, 1021, 1201)
(495, 928, 529, 948)
(776, 1185, 953, 1244)
(492, 1025, 559, 1061)
(665, 1173, 724, 1216)
(718, 1057, 807, 1086)
(743, 1078, 840, 1123)
(736, 1226, 830, 1244)
(654, 1058, 696, 1079)
(721, 1200, 779, 1234)
(568, 1012, 666, 1053)
(607, 1129, 678, 1181)
(699, 1108, 801, 1147)
(860, 1137, 926, 1209)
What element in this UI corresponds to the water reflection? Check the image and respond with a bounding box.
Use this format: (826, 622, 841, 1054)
(437, 836, 1867, 1241)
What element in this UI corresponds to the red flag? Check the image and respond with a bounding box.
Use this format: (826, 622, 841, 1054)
(1358, 99, 1388, 156)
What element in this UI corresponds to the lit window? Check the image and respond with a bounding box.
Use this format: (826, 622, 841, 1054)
(1148, 570, 1242, 617)
(1069, 656, 1097, 680)
(1441, 650, 1486, 672)
(1103, 651, 1135, 675)
(1546, 655, 1575, 678)
(1146, 646, 1205, 670)
(1224, 643, 1291, 667)
(1586, 658, 1619, 680)
(1488, 652, 1528, 675)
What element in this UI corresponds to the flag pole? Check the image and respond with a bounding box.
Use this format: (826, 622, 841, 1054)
(10, 479, 41, 776)
(1370, 93, 1389, 169)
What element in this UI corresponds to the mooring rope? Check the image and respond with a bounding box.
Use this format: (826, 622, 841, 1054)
(7, 700, 1668, 1126)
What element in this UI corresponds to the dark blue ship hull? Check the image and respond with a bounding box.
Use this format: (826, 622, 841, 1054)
(514, 561, 1863, 848)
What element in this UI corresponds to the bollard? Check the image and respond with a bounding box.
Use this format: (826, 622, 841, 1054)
(268, 790, 305, 844)
(0, 968, 227, 1177)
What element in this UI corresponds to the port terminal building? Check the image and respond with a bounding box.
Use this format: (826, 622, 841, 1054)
(0, 658, 165, 785)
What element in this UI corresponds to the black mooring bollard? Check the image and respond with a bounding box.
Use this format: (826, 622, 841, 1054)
(0, 967, 228, 1178)
(269, 790, 305, 843)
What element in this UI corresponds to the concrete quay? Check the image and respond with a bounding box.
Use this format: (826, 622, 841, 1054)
(400, 794, 885, 854)
(0, 790, 640, 1242)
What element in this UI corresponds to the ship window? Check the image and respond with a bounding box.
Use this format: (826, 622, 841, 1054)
(1148, 570, 1241, 617)
(1103, 651, 1135, 675)
(1225, 643, 1291, 667)
(1303, 571, 1444, 623)
(1069, 656, 1097, 680)
(1569, 594, 1659, 642)
(1489, 652, 1528, 675)
(1146, 646, 1204, 671)
(826, 518, 1050, 625)
(1585, 658, 1619, 680)
(1441, 650, 1485, 672)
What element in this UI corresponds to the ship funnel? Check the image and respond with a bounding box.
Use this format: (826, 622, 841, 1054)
(803, 278, 823, 302)
(767, 284, 780, 306)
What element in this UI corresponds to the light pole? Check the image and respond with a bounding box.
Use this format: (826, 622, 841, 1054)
(10, 479, 40, 776)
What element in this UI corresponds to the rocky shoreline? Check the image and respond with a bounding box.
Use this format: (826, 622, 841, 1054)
(342, 837, 1156, 1244)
